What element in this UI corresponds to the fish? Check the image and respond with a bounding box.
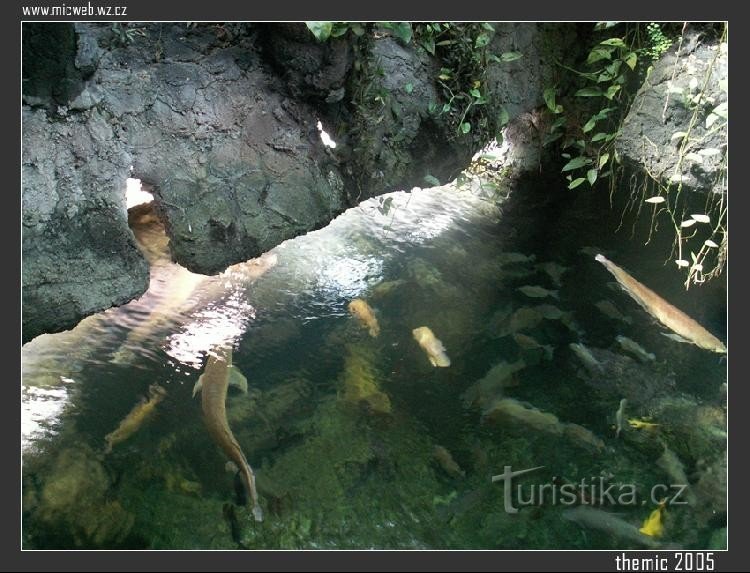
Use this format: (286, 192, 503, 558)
(615, 398, 627, 439)
(512, 333, 554, 364)
(595, 300, 632, 324)
(628, 418, 659, 431)
(370, 279, 405, 299)
(483, 398, 563, 435)
(462, 360, 525, 408)
(517, 285, 559, 299)
(595, 254, 726, 354)
(193, 346, 263, 522)
(433, 445, 465, 478)
(498, 252, 536, 265)
(563, 423, 605, 453)
(412, 326, 451, 367)
(656, 445, 697, 505)
(615, 335, 655, 362)
(639, 501, 666, 537)
(563, 506, 660, 548)
(104, 384, 167, 454)
(537, 261, 569, 287)
(569, 342, 604, 375)
(348, 299, 380, 337)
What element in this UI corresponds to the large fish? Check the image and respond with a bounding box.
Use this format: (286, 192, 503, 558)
(104, 383, 167, 454)
(193, 347, 263, 522)
(595, 254, 726, 354)
(563, 506, 661, 548)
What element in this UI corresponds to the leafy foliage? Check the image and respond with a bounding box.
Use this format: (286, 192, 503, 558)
(415, 23, 518, 145)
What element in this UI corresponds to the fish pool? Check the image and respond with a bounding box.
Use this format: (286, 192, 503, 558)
(21, 171, 727, 550)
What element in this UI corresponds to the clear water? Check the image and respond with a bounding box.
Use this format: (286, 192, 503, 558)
(21, 175, 727, 550)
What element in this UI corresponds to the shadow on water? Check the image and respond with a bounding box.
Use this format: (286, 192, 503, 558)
(22, 170, 726, 549)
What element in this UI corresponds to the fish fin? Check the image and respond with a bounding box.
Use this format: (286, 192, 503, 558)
(429, 356, 438, 367)
(228, 366, 248, 394)
(252, 504, 264, 522)
(192, 374, 204, 398)
(662, 332, 690, 344)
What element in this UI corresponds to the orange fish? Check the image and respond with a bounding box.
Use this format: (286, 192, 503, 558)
(348, 299, 380, 337)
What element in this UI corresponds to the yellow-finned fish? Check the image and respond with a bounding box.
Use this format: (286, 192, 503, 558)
(105, 384, 167, 453)
(348, 299, 380, 337)
(628, 418, 660, 430)
(639, 501, 667, 537)
(193, 346, 263, 522)
(412, 326, 451, 367)
(595, 254, 726, 354)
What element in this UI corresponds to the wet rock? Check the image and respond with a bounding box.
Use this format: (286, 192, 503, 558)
(29, 445, 136, 547)
(22, 106, 148, 343)
(22, 22, 580, 339)
(616, 28, 727, 197)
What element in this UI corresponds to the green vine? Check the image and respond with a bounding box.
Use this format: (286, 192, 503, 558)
(543, 22, 727, 288)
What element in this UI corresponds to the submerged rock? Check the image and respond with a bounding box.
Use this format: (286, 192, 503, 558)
(340, 344, 391, 415)
(28, 445, 135, 547)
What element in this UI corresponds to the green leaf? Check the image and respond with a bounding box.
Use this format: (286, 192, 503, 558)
(470, 88, 482, 99)
(382, 22, 413, 44)
(599, 153, 610, 169)
(600, 37, 627, 48)
(423, 174, 441, 186)
(422, 37, 435, 55)
(576, 87, 605, 97)
(543, 132, 563, 147)
(591, 132, 610, 142)
(330, 24, 350, 38)
(594, 22, 619, 31)
(428, 102, 438, 114)
(305, 22, 333, 42)
(711, 101, 728, 119)
(550, 116, 566, 132)
(500, 51, 523, 62)
(378, 196, 394, 215)
(624, 52, 638, 70)
(495, 133, 504, 145)
(543, 87, 557, 112)
(587, 47, 613, 64)
(438, 67, 453, 80)
(442, 103, 451, 113)
(562, 156, 592, 172)
(476, 33, 492, 48)
(605, 84, 621, 99)
(405, 83, 414, 94)
(568, 177, 586, 189)
(606, 60, 622, 76)
(482, 23, 496, 32)
(583, 117, 598, 133)
(587, 169, 598, 185)
(350, 23, 365, 36)
(498, 106, 510, 127)
(461, 122, 472, 134)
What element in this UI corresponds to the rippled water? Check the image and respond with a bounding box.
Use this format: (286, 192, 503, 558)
(21, 175, 727, 550)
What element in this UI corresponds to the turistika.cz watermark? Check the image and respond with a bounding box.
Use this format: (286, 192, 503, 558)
(492, 465, 690, 514)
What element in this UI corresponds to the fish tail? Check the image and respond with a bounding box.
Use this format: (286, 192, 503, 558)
(240, 462, 263, 522)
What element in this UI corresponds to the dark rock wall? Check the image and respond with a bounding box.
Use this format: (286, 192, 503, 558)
(22, 22, 579, 341)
